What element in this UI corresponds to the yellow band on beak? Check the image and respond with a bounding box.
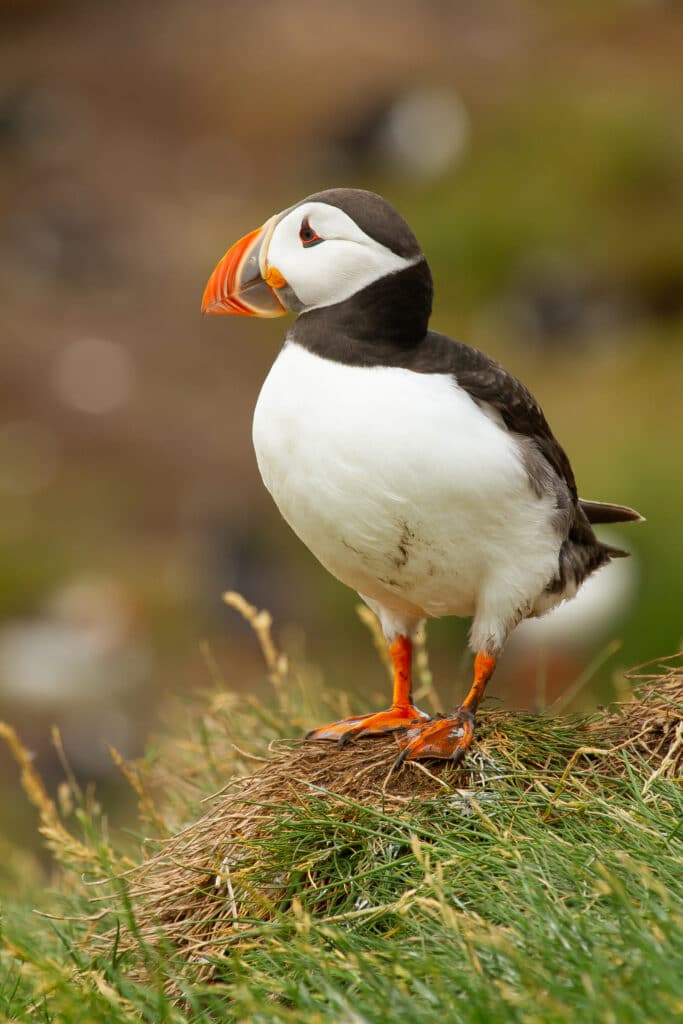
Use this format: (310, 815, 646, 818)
(265, 266, 287, 289)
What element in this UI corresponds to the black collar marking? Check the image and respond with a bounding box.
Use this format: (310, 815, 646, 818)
(291, 259, 433, 355)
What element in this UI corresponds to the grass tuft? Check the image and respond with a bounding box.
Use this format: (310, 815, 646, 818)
(1, 601, 682, 1023)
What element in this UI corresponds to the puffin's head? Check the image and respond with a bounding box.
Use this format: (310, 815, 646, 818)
(201, 188, 425, 318)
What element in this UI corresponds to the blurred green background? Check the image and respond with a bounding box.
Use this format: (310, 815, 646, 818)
(0, 0, 681, 854)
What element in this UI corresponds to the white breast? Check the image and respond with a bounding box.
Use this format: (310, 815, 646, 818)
(252, 342, 562, 638)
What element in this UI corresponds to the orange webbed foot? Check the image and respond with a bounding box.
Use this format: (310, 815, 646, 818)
(306, 704, 430, 748)
(306, 634, 430, 748)
(394, 707, 475, 767)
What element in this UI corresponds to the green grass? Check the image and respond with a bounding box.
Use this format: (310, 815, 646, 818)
(1, 608, 682, 1023)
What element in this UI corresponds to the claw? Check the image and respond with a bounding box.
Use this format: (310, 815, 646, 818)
(394, 707, 475, 767)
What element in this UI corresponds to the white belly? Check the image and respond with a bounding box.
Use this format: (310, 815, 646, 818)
(252, 342, 560, 626)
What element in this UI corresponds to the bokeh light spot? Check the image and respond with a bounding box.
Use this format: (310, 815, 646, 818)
(53, 336, 135, 414)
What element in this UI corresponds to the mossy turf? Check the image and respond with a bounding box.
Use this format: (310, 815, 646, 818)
(1, 608, 682, 1023)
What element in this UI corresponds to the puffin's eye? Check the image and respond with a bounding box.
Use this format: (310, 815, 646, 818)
(299, 216, 323, 248)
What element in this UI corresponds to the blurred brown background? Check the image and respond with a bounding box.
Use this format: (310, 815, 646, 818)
(1, 0, 682, 850)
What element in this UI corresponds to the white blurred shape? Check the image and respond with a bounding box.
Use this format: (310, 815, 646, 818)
(380, 87, 470, 180)
(53, 336, 135, 414)
(0, 576, 151, 705)
(513, 545, 639, 653)
(0, 420, 59, 496)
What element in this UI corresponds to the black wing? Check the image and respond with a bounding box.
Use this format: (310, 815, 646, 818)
(412, 332, 579, 501)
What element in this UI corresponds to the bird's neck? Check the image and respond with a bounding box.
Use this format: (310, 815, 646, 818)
(288, 259, 433, 367)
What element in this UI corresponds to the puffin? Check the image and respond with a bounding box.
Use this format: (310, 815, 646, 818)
(201, 188, 643, 766)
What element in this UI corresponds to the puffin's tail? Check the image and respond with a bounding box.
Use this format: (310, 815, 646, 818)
(601, 543, 631, 559)
(579, 498, 644, 560)
(579, 499, 645, 525)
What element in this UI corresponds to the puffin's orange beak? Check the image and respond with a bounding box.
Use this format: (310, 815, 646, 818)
(201, 214, 288, 317)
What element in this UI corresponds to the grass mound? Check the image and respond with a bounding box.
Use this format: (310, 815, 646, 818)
(1, 599, 682, 1023)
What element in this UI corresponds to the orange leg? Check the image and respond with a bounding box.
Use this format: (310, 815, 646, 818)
(395, 652, 497, 767)
(306, 635, 429, 747)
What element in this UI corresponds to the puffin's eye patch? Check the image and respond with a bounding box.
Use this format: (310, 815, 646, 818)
(299, 216, 324, 248)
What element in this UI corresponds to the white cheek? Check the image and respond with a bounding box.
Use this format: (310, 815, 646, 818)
(265, 202, 417, 310)
(270, 239, 413, 309)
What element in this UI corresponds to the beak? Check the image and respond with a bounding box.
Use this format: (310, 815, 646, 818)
(201, 214, 287, 317)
